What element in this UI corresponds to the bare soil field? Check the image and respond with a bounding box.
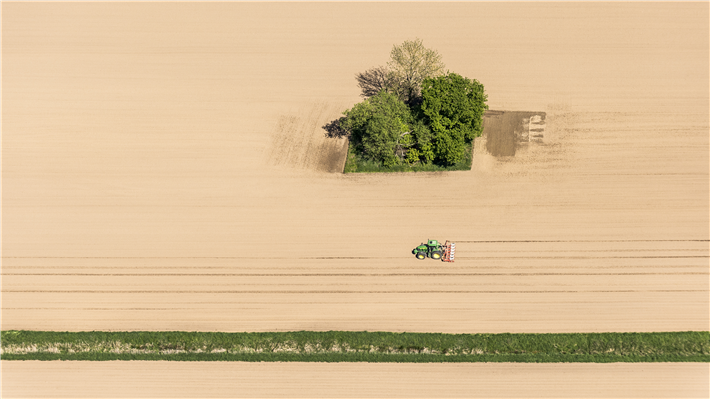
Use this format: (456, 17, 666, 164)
(3, 361, 708, 398)
(2, 2, 708, 397)
(267, 102, 349, 173)
(483, 110, 546, 157)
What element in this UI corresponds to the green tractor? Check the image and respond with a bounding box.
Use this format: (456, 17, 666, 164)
(412, 239, 455, 262)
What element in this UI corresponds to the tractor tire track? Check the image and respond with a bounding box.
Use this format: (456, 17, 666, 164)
(5, 289, 706, 294)
(4, 272, 708, 276)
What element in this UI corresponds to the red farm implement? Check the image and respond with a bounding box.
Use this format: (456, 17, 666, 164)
(442, 241, 455, 262)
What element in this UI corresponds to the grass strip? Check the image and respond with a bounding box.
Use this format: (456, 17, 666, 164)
(2, 331, 708, 362)
(3, 352, 708, 363)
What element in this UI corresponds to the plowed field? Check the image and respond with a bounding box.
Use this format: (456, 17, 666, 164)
(3, 362, 708, 398)
(2, 2, 708, 397)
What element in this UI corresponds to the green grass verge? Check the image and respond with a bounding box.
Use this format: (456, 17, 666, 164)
(2, 331, 708, 362)
(343, 142, 473, 173)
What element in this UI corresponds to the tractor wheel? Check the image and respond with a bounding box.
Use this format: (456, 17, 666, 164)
(431, 251, 442, 260)
(416, 252, 426, 260)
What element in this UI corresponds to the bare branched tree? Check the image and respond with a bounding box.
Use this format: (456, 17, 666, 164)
(355, 66, 397, 98)
(387, 38, 445, 103)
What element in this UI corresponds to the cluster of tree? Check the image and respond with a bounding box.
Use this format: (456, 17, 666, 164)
(328, 39, 488, 167)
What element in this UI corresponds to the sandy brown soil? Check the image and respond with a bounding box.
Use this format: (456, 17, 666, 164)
(3, 361, 708, 398)
(2, 2, 708, 397)
(483, 110, 546, 157)
(267, 102, 349, 173)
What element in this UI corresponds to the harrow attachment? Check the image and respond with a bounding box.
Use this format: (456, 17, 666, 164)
(442, 241, 456, 262)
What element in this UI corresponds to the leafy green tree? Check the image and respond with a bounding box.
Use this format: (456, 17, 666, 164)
(332, 42, 488, 171)
(420, 73, 488, 165)
(410, 119, 435, 164)
(361, 113, 404, 167)
(340, 91, 415, 166)
(340, 91, 437, 167)
(387, 38, 445, 104)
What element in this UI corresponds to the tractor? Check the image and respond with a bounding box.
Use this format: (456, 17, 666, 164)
(412, 239, 455, 262)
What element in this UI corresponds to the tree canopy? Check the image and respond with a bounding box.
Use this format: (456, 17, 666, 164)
(340, 91, 422, 167)
(387, 38, 445, 104)
(420, 73, 489, 165)
(355, 38, 445, 104)
(355, 66, 397, 99)
(329, 40, 487, 171)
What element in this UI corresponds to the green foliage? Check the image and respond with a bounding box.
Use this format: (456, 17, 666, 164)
(421, 72, 488, 165)
(336, 41, 490, 172)
(2, 330, 708, 362)
(342, 144, 359, 173)
(405, 147, 421, 164)
(4, 352, 710, 363)
(364, 114, 402, 167)
(345, 143, 472, 173)
(341, 91, 420, 167)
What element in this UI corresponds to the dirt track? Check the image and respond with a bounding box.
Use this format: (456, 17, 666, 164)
(3, 361, 708, 398)
(2, 2, 708, 397)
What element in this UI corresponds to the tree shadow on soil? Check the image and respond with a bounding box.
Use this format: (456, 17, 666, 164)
(267, 103, 349, 173)
(322, 116, 349, 139)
